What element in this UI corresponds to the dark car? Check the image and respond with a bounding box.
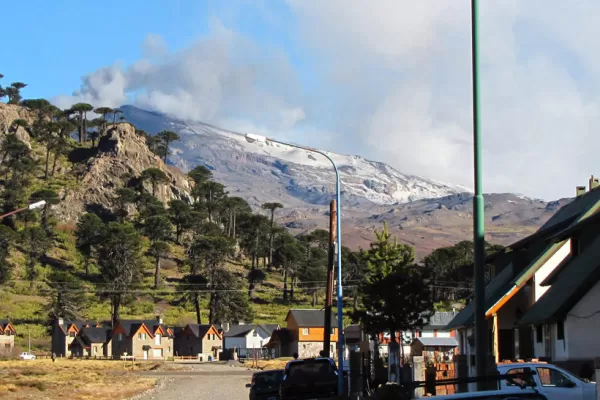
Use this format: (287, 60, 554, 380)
(246, 369, 284, 400)
(279, 357, 339, 400)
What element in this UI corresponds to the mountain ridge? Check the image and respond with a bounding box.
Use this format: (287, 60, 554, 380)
(120, 105, 568, 257)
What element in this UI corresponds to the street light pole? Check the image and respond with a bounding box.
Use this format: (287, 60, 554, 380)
(471, 0, 488, 386)
(245, 133, 345, 396)
(0, 200, 47, 220)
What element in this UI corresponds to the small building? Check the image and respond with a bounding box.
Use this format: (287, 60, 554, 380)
(111, 318, 174, 360)
(173, 324, 221, 360)
(410, 337, 459, 360)
(222, 323, 279, 358)
(0, 320, 16, 355)
(70, 327, 112, 357)
(51, 318, 104, 358)
(267, 309, 338, 359)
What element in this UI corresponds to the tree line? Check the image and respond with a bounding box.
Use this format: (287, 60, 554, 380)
(0, 73, 503, 335)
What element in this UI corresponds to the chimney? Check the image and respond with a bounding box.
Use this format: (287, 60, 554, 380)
(156, 315, 163, 325)
(239, 320, 245, 325)
(576, 186, 586, 197)
(590, 175, 599, 191)
(223, 322, 230, 332)
(58, 317, 64, 326)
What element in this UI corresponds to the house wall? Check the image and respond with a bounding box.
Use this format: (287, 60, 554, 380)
(564, 279, 600, 361)
(297, 341, 332, 359)
(286, 315, 339, 343)
(202, 333, 221, 356)
(112, 336, 133, 358)
(0, 334, 15, 354)
(174, 336, 203, 356)
(533, 239, 571, 301)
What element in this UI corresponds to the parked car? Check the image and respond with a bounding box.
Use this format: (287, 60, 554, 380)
(279, 357, 339, 400)
(246, 369, 284, 400)
(428, 388, 549, 399)
(498, 362, 596, 400)
(19, 352, 36, 360)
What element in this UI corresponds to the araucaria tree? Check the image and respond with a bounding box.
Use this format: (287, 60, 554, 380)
(141, 168, 169, 197)
(262, 202, 284, 268)
(68, 103, 94, 143)
(96, 222, 143, 325)
(157, 130, 180, 162)
(352, 223, 434, 343)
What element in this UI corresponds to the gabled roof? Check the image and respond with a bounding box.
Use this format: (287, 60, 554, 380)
(518, 235, 600, 326)
(0, 320, 15, 334)
(286, 309, 338, 327)
(223, 325, 254, 338)
(180, 324, 219, 339)
(260, 324, 280, 335)
(57, 319, 104, 334)
(80, 327, 111, 344)
(445, 265, 514, 330)
(411, 337, 459, 347)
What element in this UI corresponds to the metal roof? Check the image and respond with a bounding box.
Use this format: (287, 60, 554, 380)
(411, 337, 459, 347)
(286, 309, 338, 327)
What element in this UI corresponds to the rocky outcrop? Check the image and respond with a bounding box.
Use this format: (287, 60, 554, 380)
(0, 103, 34, 143)
(55, 123, 193, 222)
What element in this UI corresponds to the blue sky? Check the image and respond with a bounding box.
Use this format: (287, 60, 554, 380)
(3, 1, 600, 200)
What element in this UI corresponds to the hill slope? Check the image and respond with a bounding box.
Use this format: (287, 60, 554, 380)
(121, 105, 566, 256)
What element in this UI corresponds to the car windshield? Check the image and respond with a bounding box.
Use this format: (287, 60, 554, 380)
(287, 359, 336, 381)
(254, 370, 283, 389)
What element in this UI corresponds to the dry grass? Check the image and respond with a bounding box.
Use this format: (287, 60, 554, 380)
(0, 359, 158, 399)
(254, 357, 293, 371)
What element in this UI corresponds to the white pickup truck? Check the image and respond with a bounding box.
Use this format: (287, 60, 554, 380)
(497, 362, 596, 400)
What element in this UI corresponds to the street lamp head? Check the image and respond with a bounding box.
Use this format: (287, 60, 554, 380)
(245, 133, 268, 144)
(28, 200, 46, 210)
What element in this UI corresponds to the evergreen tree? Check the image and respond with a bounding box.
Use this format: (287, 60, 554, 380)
(156, 130, 180, 162)
(188, 165, 213, 188)
(30, 189, 60, 232)
(19, 226, 52, 289)
(140, 167, 169, 197)
(45, 270, 86, 332)
(272, 232, 304, 302)
(168, 199, 193, 244)
(179, 273, 209, 324)
(0, 226, 15, 284)
(96, 222, 143, 325)
(262, 202, 284, 268)
(113, 188, 137, 222)
(75, 213, 106, 276)
(149, 241, 170, 289)
(5, 82, 27, 104)
(351, 223, 434, 341)
(68, 103, 94, 143)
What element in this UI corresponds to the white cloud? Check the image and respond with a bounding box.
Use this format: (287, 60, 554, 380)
(52, 18, 306, 134)
(285, 0, 600, 200)
(53, 1, 600, 200)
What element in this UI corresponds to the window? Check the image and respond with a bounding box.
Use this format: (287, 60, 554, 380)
(536, 325, 543, 343)
(117, 333, 123, 341)
(138, 333, 146, 340)
(505, 368, 527, 387)
(536, 367, 575, 388)
(155, 334, 161, 345)
(557, 320, 565, 340)
(302, 328, 309, 336)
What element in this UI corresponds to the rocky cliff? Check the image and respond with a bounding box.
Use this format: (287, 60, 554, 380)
(54, 122, 193, 222)
(0, 103, 34, 143)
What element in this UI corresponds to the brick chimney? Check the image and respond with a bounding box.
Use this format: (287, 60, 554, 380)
(577, 186, 586, 197)
(590, 175, 599, 191)
(156, 315, 163, 325)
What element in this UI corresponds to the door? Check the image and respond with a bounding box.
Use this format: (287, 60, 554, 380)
(535, 366, 582, 400)
(143, 350, 148, 360)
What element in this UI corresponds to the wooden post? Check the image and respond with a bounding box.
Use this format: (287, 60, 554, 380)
(492, 313, 499, 363)
(323, 199, 337, 358)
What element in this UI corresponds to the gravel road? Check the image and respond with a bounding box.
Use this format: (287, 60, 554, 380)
(133, 363, 254, 400)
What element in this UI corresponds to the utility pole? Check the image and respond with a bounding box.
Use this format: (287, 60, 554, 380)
(471, 0, 488, 388)
(28, 327, 31, 353)
(323, 199, 337, 358)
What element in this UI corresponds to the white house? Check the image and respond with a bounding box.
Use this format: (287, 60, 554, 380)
(519, 230, 600, 371)
(222, 323, 279, 358)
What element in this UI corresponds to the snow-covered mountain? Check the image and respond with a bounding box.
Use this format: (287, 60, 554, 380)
(121, 105, 471, 207)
